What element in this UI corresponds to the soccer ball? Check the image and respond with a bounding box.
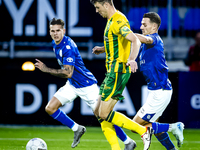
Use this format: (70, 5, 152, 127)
(26, 138, 47, 150)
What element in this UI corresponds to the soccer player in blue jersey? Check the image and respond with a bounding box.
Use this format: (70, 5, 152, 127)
(35, 18, 136, 150)
(132, 12, 184, 150)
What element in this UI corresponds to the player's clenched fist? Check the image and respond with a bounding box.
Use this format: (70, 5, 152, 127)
(92, 46, 105, 55)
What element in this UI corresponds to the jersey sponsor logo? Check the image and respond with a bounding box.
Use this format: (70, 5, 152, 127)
(57, 59, 64, 69)
(67, 57, 73, 62)
(104, 85, 111, 90)
(104, 36, 109, 42)
(59, 49, 62, 57)
(140, 59, 145, 65)
(117, 20, 122, 24)
(66, 45, 71, 49)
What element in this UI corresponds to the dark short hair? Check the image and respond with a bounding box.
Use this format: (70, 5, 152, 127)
(90, 0, 112, 5)
(143, 12, 161, 29)
(49, 18, 64, 28)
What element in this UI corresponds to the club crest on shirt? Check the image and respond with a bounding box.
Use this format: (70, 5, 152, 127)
(67, 57, 73, 62)
(117, 20, 122, 24)
(66, 45, 71, 49)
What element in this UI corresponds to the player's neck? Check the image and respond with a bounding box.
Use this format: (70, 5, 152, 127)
(107, 6, 116, 20)
(149, 30, 158, 35)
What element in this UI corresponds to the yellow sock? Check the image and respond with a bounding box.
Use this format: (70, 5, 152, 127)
(106, 111, 146, 136)
(101, 120, 121, 150)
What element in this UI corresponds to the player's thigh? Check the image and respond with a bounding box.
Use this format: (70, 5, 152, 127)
(100, 72, 130, 102)
(79, 84, 99, 111)
(46, 96, 62, 114)
(99, 98, 118, 119)
(133, 114, 149, 126)
(54, 81, 77, 105)
(136, 89, 172, 122)
(93, 95, 102, 116)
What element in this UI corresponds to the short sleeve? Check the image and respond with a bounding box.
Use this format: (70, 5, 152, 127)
(148, 34, 157, 46)
(62, 45, 75, 66)
(113, 20, 132, 37)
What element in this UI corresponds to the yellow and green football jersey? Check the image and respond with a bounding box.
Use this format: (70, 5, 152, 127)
(104, 11, 132, 73)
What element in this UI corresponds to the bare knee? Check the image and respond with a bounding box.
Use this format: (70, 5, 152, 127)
(99, 111, 108, 120)
(45, 105, 57, 115)
(45, 97, 62, 115)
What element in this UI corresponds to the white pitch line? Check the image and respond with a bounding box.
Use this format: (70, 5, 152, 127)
(0, 138, 199, 144)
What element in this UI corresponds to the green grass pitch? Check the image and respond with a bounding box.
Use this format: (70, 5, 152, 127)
(0, 126, 200, 150)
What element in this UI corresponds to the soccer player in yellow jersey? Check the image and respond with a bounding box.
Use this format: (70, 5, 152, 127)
(90, 0, 153, 150)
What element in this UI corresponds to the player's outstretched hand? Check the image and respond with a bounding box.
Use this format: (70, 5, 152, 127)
(92, 46, 105, 55)
(126, 60, 138, 73)
(34, 59, 48, 73)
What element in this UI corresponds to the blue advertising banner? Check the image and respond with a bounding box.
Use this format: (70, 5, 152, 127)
(178, 72, 200, 128)
(0, 59, 178, 126)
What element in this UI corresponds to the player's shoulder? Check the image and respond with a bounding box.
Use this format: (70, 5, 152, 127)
(113, 11, 128, 23)
(149, 33, 163, 43)
(62, 36, 73, 47)
(112, 12, 129, 30)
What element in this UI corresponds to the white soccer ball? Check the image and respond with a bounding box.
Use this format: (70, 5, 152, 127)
(26, 138, 47, 150)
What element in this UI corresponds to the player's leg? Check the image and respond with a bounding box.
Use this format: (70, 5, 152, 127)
(151, 90, 184, 148)
(155, 132, 178, 150)
(133, 89, 184, 149)
(99, 99, 149, 135)
(95, 96, 122, 150)
(101, 120, 121, 150)
(99, 72, 149, 135)
(82, 82, 137, 150)
(114, 125, 137, 150)
(79, 84, 122, 150)
(134, 115, 177, 150)
(99, 72, 153, 150)
(101, 107, 153, 150)
(46, 81, 86, 148)
(45, 96, 76, 129)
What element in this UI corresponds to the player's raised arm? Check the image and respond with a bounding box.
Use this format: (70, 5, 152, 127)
(126, 32, 141, 73)
(35, 59, 74, 78)
(135, 33, 153, 44)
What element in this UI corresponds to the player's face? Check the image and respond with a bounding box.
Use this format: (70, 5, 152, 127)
(140, 18, 155, 35)
(94, 2, 108, 18)
(49, 24, 65, 44)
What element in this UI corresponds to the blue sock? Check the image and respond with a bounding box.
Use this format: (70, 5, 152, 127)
(152, 122, 169, 134)
(114, 125, 127, 142)
(50, 109, 75, 128)
(155, 132, 175, 150)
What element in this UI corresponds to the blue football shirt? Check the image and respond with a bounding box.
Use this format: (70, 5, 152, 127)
(52, 36, 97, 88)
(137, 33, 172, 90)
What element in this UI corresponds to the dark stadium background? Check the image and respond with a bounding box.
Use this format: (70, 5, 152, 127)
(0, 0, 200, 128)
